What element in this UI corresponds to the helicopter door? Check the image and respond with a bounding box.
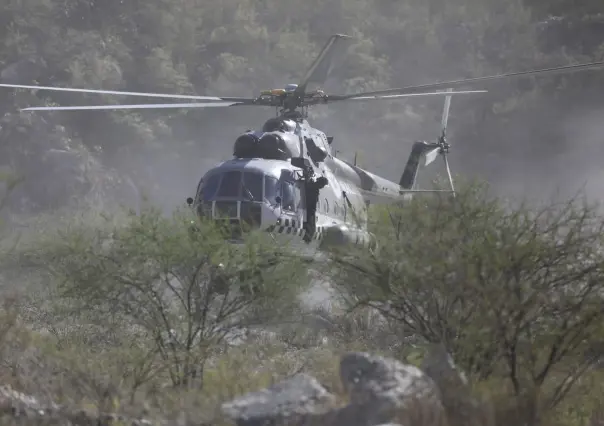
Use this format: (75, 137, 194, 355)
(295, 180, 306, 232)
(280, 180, 304, 232)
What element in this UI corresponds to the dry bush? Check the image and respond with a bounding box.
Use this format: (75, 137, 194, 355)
(4, 206, 312, 392)
(326, 180, 604, 425)
(3, 183, 604, 425)
(0, 298, 349, 426)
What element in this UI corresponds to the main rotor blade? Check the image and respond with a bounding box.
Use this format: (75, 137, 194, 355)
(295, 34, 354, 96)
(0, 82, 254, 102)
(330, 60, 604, 98)
(441, 88, 453, 132)
(333, 89, 486, 102)
(21, 101, 243, 111)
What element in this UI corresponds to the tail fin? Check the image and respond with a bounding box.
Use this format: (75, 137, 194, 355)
(399, 141, 440, 189)
(399, 88, 454, 192)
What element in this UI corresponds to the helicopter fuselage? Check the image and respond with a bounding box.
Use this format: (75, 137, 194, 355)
(192, 156, 377, 250)
(189, 115, 395, 250)
(188, 111, 446, 251)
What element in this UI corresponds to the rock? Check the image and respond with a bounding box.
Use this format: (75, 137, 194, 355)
(221, 373, 337, 426)
(222, 352, 447, 426)
(421, 344, 493, 426)
(339, 352, 446, 426)
(0, 384, 57, 417)
(340, 352, 438, 404)
(421, 344, 469, 395)
(0, 350, 485, 426)
(0, 384, 154, 425)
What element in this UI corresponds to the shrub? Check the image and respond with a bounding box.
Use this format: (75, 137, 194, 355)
(9, 207, 312, 389)
(325, 181, 604, 424)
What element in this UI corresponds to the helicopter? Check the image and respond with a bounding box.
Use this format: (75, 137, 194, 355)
(2, 34, 604, 252)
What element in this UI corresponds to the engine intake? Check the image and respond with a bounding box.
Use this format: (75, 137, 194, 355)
(233, 131, 301, 160)
(233, 133, 261, 158)
(257, 132, 300, 160)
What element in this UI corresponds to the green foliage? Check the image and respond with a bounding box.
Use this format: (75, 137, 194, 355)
(326, 181, 604, 423)
(11, 207, 311, 387)
(1, 0, 604, 422)
(1, 0, 602, 196)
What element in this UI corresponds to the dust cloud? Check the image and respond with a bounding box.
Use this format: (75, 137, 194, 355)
(123, 89, 604, 214)
(90, 15, 604, 214)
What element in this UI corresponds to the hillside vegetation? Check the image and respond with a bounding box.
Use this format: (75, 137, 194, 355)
(2, 181, 604, 425)
(1, 0, 604, 208)
(1, 1, 604, 426)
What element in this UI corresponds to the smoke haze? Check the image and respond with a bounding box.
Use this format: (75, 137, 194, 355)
(1, 2, 604, 215)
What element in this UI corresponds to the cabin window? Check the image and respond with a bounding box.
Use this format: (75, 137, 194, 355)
(264, 176, 279, 204)
(200, 174, 220, 201)
(324, 199, 329, 213)
(282, 181, 296, 212)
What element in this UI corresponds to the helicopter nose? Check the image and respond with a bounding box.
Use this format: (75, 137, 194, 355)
(194, 199, 282, 237)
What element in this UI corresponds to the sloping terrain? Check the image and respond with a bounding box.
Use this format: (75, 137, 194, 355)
(1, 2, 604, 425)
(1, 0, 604, 211)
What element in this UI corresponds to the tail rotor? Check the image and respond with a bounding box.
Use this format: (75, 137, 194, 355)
(399, 88, 456, 196)
(439, 88, 455, 196)
(422, 88, 455, 196)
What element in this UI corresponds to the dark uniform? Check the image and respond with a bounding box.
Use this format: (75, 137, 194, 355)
(303, 176, 328, 242)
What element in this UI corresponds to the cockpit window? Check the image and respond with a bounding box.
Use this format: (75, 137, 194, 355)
(217, 171, 241, 197)
(200, 173, 220, 201)
(200, 170, 297, 205)
(242, 172, 263, 201)
(209, 170, 264, 201)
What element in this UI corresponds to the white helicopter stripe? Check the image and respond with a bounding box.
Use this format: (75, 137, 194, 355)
(266, 224, 325, 240)
(266, 225, 305, 237)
